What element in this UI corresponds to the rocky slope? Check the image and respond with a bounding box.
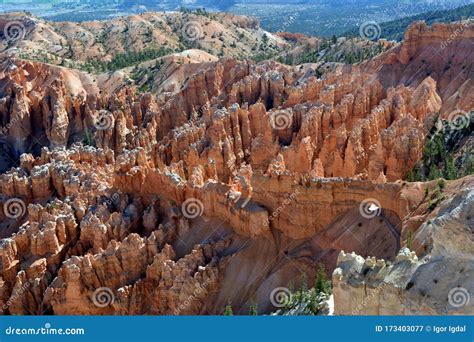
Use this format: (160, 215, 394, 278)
(333, 183, 473, 315)
(0, 11, 284, 66)
(0, 19, 472, 315)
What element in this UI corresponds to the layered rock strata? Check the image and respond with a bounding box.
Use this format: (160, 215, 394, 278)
(0, 21, 472, 315)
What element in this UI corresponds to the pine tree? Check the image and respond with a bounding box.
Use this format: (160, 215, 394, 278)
(67, 44, 74, 59)
(83, 127, 93, 146)
(296, 273, 308, 304)
(260, 33, 269, 51)
(224, 302, 233, 315)
(406, 169, 415, 182)
(249, 303, 258, 315)
(437, 178, 446, 190)
(307, 288, 320, 314)
(444, 156, 457, 180)
(300, 273, 308, 292)
(315, 264, 331, 295)
(428, 164, 441, 180)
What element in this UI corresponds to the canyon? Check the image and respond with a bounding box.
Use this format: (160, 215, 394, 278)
(0, 16, 473, 315)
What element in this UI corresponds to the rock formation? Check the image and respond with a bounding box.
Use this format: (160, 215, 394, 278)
(0, 19, 472, 315)
(333, 187, 473, 315)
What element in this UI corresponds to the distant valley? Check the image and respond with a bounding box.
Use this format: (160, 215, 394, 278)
(1, 0, 472, 36)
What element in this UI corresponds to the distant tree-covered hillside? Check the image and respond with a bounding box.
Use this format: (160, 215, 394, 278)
(341, 3, 474, 41)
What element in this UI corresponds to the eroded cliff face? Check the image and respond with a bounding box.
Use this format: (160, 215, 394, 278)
(366, 21, 474, 116)
(333, 186, 473, 315)
(0, 21, 472, 315)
